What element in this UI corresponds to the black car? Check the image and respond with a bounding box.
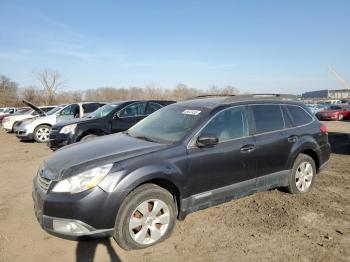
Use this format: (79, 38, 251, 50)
(33, 94, 330, 250)
(47, 100, 175, 150)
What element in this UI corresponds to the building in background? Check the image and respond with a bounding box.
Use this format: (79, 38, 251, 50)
(302, 89, 350, 100)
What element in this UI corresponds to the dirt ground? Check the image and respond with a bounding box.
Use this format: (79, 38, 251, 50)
(0, 121, 349, 262)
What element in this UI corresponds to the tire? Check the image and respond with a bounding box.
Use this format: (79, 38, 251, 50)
(34, 125, 51, 143)
(80, 134, 98, 142)
(286, 153, 316, 194)
(113, 184, 177, 250)
(338, 114, 344, 121)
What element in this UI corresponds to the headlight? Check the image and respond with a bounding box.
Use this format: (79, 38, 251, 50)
(60, 124, 77, 134)
(52, 164, 113, 193)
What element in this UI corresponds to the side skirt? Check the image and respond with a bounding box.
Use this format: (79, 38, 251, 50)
(179, 170, 291, 220)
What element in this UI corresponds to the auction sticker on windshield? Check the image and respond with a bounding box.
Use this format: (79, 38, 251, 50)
(182, 110, 201, 115)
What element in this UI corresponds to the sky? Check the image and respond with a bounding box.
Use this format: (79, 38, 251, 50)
(0, 0, 349, 94)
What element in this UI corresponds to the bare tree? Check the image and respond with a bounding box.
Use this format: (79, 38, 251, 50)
(0, 75, 19, 106)
(33, 69, 64, 105)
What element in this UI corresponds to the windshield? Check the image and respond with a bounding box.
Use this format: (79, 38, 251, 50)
(12, 108, 30, 115)
(128, 105, 207, 143)
(46, 106, 62, 115)
(87, 104, 118, 118)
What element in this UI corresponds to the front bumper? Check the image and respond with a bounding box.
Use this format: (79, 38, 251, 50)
(16, 130, 34, 140)
(32, 175, 120, 240)
(47, 129, 75, 150)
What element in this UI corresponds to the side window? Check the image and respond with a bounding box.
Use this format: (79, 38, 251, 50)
(83, 103, 99, 114)
(60, 104, 79, 117)
(287, 105, 313, 126)
(281, 106, 293, 128)
(118, 102, 146, 118)
(200, 107, 248, 142)
(251, 105, 284, 134)
(145, 102, 162, 115)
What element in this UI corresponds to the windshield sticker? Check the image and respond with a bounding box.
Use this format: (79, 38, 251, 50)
(182, 110, 201, 115)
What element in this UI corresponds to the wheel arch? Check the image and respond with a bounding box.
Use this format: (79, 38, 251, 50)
(77, 128, 105, 141)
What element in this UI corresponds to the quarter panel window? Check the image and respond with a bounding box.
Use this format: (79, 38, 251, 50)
(200, 107, 248, 142)
(287, 105, 313, 126)
(251, 105, 284, 134)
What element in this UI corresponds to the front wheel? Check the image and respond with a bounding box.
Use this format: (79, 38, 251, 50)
(286, 153, 316, 194)
(113, 184, 177, 250)
(34, 125, 51, 143)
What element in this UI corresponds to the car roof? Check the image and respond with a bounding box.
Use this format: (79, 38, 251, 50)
(108, 100, 175, 105)
(177, 94, 300, 109)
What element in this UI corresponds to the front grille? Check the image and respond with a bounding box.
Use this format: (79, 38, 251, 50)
(37, 175, 52, 192)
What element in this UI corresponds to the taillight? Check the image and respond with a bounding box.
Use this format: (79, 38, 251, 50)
(320, 124, 328, 134)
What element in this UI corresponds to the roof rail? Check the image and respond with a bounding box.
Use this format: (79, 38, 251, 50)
(185, 94, 235, 100)
(223, 93, 297, 103)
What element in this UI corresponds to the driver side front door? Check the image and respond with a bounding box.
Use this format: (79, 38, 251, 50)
(111, 102, 147, 133)
(186, 106, 257, 210)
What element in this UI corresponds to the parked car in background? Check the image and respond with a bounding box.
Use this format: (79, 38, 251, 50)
(306, 104, 325, 115)
(47, 100, 175, 150)
(0, 107, 18, 122)
(0, 107, 16, 117)
(2, 102, 56, 132)
(33, 94, 330, 250)
(16, 102, 105, 142)
(316, 105, 350, 121)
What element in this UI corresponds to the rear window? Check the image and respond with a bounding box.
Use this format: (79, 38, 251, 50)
(251, 105, 284, 134)
(286, 105, 313, 126)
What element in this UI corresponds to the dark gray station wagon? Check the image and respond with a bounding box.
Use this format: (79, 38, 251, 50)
(33, 94, 330, 250)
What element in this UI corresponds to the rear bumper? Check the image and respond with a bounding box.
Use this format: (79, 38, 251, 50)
(318, 142, 331, 172)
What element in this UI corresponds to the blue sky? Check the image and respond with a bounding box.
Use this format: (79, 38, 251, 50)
(0, 0, 349, 94)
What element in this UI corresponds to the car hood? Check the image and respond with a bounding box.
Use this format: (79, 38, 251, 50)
(23, 100, 46, 116)
(54, 117, 94, 128)
(41, 133, 168, 180)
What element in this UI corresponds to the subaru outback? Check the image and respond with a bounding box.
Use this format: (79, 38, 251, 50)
(32, 94, 330, 250)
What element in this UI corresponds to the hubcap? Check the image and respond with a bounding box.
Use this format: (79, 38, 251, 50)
(295, 161, 313, 192)
(36, 128, 50, 141)
(129, 199, 170, 245)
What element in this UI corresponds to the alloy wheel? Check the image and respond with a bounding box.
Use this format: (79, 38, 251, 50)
(129, 199, 170, 245)
(295, 161, 314, 192)
(36, 127, 50, 141)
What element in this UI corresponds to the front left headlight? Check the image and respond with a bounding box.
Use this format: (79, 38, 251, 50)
(60, 124, 77, 134)
(52, 164, 113, 194)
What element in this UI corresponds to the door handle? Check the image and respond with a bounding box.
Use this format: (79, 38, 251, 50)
(240, 144, 255, 153)
(288, 135, 298, 143)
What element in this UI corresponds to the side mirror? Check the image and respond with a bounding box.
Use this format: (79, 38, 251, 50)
(113, 112, 120, 120)
(196, 134, 219, 148)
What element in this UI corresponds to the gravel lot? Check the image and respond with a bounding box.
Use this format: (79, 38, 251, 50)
(0, 121, 349, 262)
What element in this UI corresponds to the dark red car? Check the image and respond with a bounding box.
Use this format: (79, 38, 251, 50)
(316, 105, 350, 121)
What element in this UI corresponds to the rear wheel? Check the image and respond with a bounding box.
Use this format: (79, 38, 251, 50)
(286, 153, 316, 194)
(113, 184, 176, 250)
(34, 125, 51, 143)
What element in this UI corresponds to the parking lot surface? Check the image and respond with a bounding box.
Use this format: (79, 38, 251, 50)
(0, 121, 349, 262)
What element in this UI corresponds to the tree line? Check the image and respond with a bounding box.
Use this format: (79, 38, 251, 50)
(0, 69, 240, 107)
